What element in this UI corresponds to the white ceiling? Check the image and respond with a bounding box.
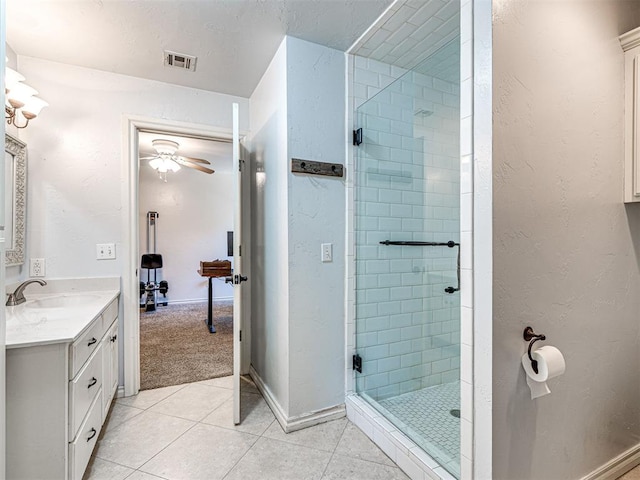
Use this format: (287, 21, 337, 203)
(6, 0, 393, 98)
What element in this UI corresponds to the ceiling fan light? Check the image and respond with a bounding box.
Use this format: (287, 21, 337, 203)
(151, 139, 179, 156)
(149, 157, 180, 173)
(167, 160, 181, 172)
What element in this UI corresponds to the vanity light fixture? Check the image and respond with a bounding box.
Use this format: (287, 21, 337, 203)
(4, 65, 48, 129)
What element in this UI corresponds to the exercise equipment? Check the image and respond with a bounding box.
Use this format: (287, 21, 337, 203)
(140, 211, 169, 311)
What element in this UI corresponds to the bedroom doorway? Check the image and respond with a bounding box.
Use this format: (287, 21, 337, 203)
(137, 131, 235, 391)
(123, 113, 251, 426)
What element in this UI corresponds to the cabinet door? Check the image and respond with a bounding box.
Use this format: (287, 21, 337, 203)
(102, 320, 118, 419)
(109, 320, 118, 396)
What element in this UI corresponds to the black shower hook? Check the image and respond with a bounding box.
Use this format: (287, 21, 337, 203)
(523, 326, 546, 374)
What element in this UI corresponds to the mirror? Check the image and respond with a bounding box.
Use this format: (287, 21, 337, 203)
(4, 134, 26, 266)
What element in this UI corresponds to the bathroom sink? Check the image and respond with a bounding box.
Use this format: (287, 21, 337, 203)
(25, 293, 103, 309)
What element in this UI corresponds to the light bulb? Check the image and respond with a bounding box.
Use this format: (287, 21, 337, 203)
(149, 157, 180, 173)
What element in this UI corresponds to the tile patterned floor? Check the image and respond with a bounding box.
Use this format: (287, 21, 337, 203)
(85, 376, 409, 480)
(377, 381, 460, 479)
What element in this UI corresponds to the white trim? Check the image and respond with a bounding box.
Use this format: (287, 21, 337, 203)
(122, 115, 244, 398)
(472, 1, 493, 478)
(620, 26, 640, 51)
(581, 444, 640, 480)
(249, 365, 345, 433)
(346, 395, 453, 480)
(116, 386, 125, 399)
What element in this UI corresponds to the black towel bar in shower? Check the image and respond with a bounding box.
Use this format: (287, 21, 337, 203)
(379, 239, 460, 294)
(379, 240, 458, 247)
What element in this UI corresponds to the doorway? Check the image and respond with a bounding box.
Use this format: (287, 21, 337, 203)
(122, 116, 251, 401)
(137, 131, 235, 390)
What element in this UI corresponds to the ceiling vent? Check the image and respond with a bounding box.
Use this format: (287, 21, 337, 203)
(164, 51, 197, 72)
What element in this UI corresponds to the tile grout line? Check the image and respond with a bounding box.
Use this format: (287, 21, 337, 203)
(132, 394, 240, 477)
(219, 424, 267, 480)
(319, 418, 350, 479)
(133, 420, 201, 477)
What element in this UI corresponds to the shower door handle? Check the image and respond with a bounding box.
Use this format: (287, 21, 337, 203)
(380, 239, 460, 294)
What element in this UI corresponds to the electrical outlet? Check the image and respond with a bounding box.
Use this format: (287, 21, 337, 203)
(96, 243, 116, 260)
(321, 243, 333, 263)
(30, 258, 45, 277)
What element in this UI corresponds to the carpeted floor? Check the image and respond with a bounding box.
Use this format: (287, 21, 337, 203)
(140, 301, 233, 391)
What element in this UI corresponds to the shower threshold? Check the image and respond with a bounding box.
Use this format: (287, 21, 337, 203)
(362, 381, 461, 479)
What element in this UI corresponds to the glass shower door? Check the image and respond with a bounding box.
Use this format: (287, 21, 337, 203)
(354, 47, 461, 478)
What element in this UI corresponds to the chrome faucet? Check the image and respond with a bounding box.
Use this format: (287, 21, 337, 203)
(6, 279, 47, 306)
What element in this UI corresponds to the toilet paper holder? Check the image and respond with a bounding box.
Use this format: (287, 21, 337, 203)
(523, 326, 546, 374)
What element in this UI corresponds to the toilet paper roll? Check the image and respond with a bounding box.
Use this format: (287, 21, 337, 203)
(521, 346, 566, 399)
(521, 345, 566, 382)
(526, 376, 551, 399)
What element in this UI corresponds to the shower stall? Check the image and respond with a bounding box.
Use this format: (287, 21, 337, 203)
(353, 39, 461, 478)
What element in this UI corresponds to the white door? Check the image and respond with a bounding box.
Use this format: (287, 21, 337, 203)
(232, 103, 244, 425)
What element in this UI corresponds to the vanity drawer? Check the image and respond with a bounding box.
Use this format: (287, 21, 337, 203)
(70, 315, 104, 377)
(69, 389, 102, 480)
(69, 345, 103, 439)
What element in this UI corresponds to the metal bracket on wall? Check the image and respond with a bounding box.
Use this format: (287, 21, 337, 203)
(353, 128, 363, 146)
(353, 354, 362, 373)
(291, 158, 344, 178)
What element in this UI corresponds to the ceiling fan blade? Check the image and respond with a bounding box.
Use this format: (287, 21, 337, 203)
(180, 156, 211, 165)
(139, 156, 158, 160)
(181, 162, 215, 174)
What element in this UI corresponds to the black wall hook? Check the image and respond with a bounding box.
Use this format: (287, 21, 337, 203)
(523, 326, 546, 374)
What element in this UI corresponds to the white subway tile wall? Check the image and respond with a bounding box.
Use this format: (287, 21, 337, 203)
(346, 1, 472, 479)
(354, 57, 460, 403)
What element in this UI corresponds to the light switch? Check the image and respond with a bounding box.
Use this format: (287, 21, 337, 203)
(97, 243, 116, 260)
(321, 243, 333, 263)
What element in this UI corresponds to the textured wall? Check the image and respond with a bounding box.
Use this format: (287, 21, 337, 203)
(17, 56, 249, 385)
(286, 37, 346, 417)
(249, 38, 290, 413)
(249, 36, 346, 420)
(493, 1, 640, 478)
(138, 161, 234, 303)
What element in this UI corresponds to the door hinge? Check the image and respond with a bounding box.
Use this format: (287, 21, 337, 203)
(353, 128, 363, 146)
(352, 354, 362, 373)
(239, 330, 242, 341)
(239, 245, 241, 256)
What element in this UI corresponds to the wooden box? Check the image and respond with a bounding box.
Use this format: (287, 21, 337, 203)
(199, 260, 232, 277)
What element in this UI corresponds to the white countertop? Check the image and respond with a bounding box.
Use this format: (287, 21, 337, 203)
(6, 289, 120, 349)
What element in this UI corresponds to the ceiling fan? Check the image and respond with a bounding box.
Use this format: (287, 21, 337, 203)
(140, 139, 215, 179)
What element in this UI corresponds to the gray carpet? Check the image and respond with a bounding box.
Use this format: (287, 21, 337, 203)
(140, 301, 233, 391)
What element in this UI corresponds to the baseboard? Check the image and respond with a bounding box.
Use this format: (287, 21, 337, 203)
(249, 365, 289, 430)
(116, 385, 125, 398)
(249, 365, 346, 433)
(167, 297, 233, 305)
(581, 443, 640, 480)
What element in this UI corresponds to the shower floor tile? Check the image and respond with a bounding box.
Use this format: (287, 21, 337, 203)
(376, 381, 460, 478)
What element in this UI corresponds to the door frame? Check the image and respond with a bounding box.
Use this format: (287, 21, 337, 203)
(122, 115, 248, 396)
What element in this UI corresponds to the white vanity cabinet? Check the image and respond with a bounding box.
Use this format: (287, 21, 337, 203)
(621, 26, 640, 203)
(6, 294, 120, 480)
